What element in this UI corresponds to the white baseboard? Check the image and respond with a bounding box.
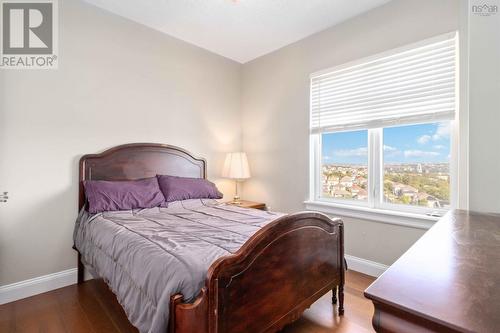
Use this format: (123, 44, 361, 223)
(345, 254, 389, 277)
(0, 256, 386, 305)
(0, 268, 77, 305)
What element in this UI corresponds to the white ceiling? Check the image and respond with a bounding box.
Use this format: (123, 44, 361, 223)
(84, 0, 391, 63)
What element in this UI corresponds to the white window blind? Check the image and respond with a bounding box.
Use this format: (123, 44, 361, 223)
(310, 33, 458, 133)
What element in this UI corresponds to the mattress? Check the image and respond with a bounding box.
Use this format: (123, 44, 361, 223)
(73, 199, 284, 333)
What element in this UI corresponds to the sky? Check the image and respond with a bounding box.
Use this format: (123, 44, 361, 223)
(322, 122, 451, 165)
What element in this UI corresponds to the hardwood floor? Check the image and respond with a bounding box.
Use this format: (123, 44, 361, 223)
(284, 271, 376, 333)
(0, 270, 375, 333)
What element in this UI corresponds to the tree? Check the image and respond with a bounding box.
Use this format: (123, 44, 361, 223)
(401, 195, 411, 204)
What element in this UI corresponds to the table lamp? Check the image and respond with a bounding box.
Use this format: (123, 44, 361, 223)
(222, 152, 251, 204)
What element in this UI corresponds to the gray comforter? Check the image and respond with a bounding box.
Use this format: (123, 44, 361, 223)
(73, 199, 284, 333)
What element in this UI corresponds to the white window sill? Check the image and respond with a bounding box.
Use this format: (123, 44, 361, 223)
(304, 200, 440, 230)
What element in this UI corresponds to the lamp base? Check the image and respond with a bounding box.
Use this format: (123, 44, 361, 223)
(231, 195, 242, 205)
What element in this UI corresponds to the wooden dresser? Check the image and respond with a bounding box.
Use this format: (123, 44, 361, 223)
(364, 210, 500, 333)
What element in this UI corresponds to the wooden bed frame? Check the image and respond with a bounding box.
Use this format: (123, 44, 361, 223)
(75, 143, 345, 333)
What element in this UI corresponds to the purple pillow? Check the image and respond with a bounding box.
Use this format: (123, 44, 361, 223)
(84, 177, 165, 213)
(157, 175, 223, 203)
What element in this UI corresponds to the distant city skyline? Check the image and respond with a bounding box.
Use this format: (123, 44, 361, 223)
(322, 122, 451, 165)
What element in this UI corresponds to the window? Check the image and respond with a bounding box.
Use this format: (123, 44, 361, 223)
(321, 130, 368, 202)
(310, 33, 458, 216)
(383, 122, 451, 210)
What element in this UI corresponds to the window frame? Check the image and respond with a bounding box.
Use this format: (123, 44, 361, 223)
(315, 129, 370, 207)
(306, 32, 468, 226)
(310, 120, 457, 218)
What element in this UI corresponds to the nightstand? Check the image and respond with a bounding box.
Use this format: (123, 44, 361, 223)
(225, 200, 266, 210)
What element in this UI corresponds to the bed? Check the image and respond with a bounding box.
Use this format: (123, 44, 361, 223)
(73, 143, 345, 333)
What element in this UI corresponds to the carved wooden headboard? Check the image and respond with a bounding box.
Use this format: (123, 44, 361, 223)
(78, 143, 207, 210)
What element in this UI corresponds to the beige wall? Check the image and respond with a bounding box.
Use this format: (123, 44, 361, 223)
(0, 0, 241, 285)
(468, 0, 500, 212)
(240, 0, 460, 266)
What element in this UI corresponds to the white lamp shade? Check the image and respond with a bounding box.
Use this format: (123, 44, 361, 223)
(222, 152, 251, 179)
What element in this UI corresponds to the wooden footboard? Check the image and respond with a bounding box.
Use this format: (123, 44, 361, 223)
(170, 211, 344, 333)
